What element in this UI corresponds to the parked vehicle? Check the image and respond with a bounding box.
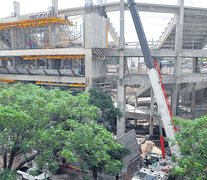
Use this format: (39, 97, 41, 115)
(160, 60, 172, 67)
(17, 167, 50, 180)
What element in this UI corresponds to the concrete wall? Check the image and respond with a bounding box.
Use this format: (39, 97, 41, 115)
(92, 58, 106, 78)
(84, 14, 107, 48)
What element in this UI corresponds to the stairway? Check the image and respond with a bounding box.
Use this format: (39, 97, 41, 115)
(107, 18, 120, 45)
(156, 18, 176, 49)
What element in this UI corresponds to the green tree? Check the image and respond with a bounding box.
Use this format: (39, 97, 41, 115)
(172, 116, 207, 180)
(0, 83, 97, 171)
(61, 120, 130, 180)
(0, 83, 129, 180)
(88, 88, 122, 131)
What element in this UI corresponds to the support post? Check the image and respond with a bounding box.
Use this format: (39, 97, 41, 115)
(149, 88, 154, 136)
(14, 1, 20, 17)
(191, 83, 196, 119)
(85, 49, 93, 91)
(52, 0, 58, 17)
(117, 82, 125, 136)
(117, 0, 125, 137)
(193, 57, 199, 73)
(135, 95, 138, 108)
(172, 0, 184, 116)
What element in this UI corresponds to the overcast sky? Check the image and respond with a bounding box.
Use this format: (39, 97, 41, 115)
(0, 0, 206, 41)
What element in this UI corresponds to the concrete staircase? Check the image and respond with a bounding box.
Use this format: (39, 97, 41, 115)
(107, 18, 119, 45)
(156, 18, 176, 49)
(127, 84, 151, 103)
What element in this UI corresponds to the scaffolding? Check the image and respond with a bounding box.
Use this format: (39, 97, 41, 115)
(0, 17, 82, 50)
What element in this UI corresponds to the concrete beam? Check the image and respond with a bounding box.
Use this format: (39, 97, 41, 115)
(182, 50, 207, 57)
(42, 4, 207, 17)
(124, 73, 207, 86)
(2, 3, 207, 23)
(180, 74, 207, 83)
(58, 2, 178, 17)
(105, 48, 176, 57)
(58, 7, 84, 17)
(124, 74, 176, 86)
(0, 74, 86, 83)
(0, 48, 86, 57)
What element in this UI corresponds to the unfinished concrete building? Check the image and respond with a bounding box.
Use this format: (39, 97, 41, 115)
(0, 0, 207, 137)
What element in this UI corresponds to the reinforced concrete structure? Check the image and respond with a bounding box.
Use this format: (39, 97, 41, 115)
(1, 0, 207, 137)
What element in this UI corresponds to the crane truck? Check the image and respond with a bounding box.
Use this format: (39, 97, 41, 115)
(127, 0, 179, 179)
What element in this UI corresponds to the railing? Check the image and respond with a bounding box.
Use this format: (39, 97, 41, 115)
(124, 41, 175, 50)
(108, 40, 206, 51)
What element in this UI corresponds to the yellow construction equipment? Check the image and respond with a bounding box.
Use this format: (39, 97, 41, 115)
(21, 55, 84, 60)
(0, 17, 74, 31)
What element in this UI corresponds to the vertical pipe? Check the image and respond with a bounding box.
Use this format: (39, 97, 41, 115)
(107, 24, 108, 48)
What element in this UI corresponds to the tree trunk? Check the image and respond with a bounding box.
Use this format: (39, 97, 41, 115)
(116, 174, 119, 180)
(8, 147, 19, 170)
(3, 153, 7, 169)
(92, 166, 98, 180)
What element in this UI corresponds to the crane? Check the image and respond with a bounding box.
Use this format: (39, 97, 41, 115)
(127, 0, 179, 157)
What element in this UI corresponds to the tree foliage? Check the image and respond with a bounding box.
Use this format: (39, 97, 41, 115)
(0, 83, 97, 171)
(0, 83, 129, 179)
(172, 116, 207, 180)
(88, 88, 122, 131)
(61, 120, 130, 179)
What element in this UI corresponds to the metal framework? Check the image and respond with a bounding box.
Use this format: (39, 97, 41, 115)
(0, 17, 82, 50)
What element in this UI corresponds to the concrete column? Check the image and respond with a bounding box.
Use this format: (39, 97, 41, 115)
(52, 0, 58, 17)
(85, 49, 93, 91)
(149, 88, 154, 136)
(117, 82, 125, 136)
(11, 28, 19, 67)
(48, 24, 58, 48)
(135, 95, 138, 108)
(11, 28, 15, 50)
(172, 83, 180, 116)
(191, 83, 196, 119)
(119, 0, 124, 50)
(172, 0, 184, 116)
(117, 0, 125, 137)
(14, 1, 20, 17)
(193, 57, 199, 73)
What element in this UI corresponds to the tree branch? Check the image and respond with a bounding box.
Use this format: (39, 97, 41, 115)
(15, 151, 39, 170)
